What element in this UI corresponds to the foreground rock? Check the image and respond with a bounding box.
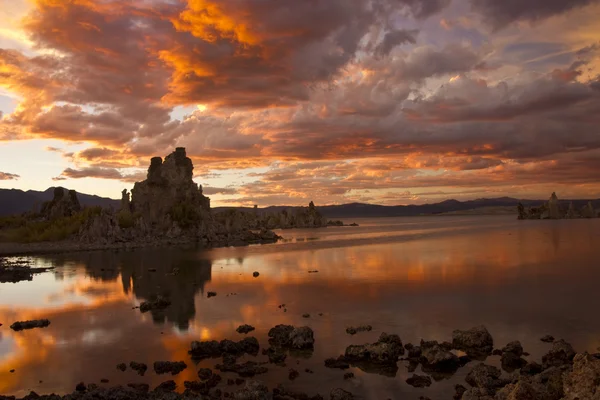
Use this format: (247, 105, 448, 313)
(153, 361, 187, 375)
(273, 385, 324, 400)
(268, 325, 315, 350)
(189, 337, 260, 360)
(325, 333, 403, 376)
(406, 374, 432, 388)
(10, 319, 51, 331)
(542, 339, 576, 369)
(562, 352, 600, 399)
(420, 340, 462, 373)
(452, 326, 494, 358)
(500, 341, 527, 371)
(345, 325, 372, 335)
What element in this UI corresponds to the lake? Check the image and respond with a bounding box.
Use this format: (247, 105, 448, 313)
(1, 216, 600, 399)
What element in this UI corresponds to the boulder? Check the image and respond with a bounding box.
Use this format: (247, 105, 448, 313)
(406, 374, 432, 388)
(344, 333, 404, 365)
(542, 339, 576, 369)
(465, 363, 506, 392)
(268, 325, 315, 350)
(562, 353, 600, 399)
(452, 326, 494, 358)
(420, 341, 461, 372)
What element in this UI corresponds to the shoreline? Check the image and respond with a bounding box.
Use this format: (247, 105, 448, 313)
(0, 237, 279, 257)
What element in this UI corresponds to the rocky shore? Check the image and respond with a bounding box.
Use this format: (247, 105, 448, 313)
(2, 324, 599, 400)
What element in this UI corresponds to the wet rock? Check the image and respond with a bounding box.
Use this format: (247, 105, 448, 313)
(155, 380, 177, 392)
(344, 333, 404, 365)
(237, 324, 256, 334)
(216, 361, 268, 377)
(207, 291, 217, 298)
(263, 347, 287, 364)
(325, 357, 350, 369)
(127, 383, 150, 393)
(302, 314, 310, 318)
(330, 388, 354, 400)
(153, 360, 187, 375)
(185, 374, 222, 394)
(452, 326, 494, 358)
(420, 340, 461, 372)
(116, 363, 127, 371)
(345, 325, 372, 335)
(465, 363, 507, 394)
(406, 374, 432, 388)
(75, 382, 86, 392)
(233, 380, 269, 400)
(520, 361, 543, 376)
(288, 368, 299, 380)
(253, 272, 260, 278)
(129, 361, 148, 376)
(10, 319, 51, 331)
(343, 372, 354, 380)
(542, 339, 576, 369)
(189, 340, 222, 359)
(562, 352, 600, 400)
(454, 384, 467, 400)
(273, 385, 324, 400)
(404, 343, 422, 359)
(541, 335, 555, 343)
(198, 368, 213, 381)
(268, 325, 315, 350)
(139, 296, 171, 313)
(500, 341, 526, 371)
(308, 270, 319, 273)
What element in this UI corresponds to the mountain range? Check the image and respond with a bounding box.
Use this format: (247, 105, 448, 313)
(1, 187, 597, 218)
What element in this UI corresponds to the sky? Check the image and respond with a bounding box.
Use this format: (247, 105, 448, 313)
(0, 0, 599, 206)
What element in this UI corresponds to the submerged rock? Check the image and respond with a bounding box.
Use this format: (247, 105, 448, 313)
(236, 324, 256, 334)
(268, 325, 315, 350)
(330, 388, 354, 400)
(263, 347, 287, 364)
(10, 319, 50, 331)
(189, 337, 260, 360)
(452, 326, 494, 358)
(420, 340, 461, 372)
(345, 325, 372, 335)
(129, 362, 148, 376)
(233, 380, 269, 400)
(344, 333, 404, 365)
(406, 374, 432, 388)
(215, 361, 268, 377)
(153, 361, 187, 375)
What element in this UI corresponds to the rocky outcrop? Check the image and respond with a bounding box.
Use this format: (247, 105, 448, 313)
(40, 187, 81, 220)
(452, 325, 494, 358)
(131, 147, 210, 228)
(518, 193, 598, 220)
(562, 353, 600, 399)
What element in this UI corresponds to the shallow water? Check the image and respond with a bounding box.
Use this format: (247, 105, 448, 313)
(1, 216, 600, 399)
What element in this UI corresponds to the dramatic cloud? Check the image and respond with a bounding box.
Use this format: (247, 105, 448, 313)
(471, 0, 600, 30)
(1, 0, 600, 205)
(0, 172, 20, 180)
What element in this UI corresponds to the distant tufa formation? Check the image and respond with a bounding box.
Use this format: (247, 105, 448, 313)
(214, 200, 328, 231)
(40, 187, 81, 220)
(518, 192, 598, 220)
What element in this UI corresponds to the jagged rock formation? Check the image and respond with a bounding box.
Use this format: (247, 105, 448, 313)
(40, 187, 82, 220)
(518, 193, 598, 220)
(131, 148, 210, 228)
(214, 201, 328, 230)
(75, 148, 280, 248)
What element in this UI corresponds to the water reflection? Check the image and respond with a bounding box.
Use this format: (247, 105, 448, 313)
(0, 216, 600, 399)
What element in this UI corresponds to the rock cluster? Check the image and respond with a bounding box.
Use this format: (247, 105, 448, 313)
(74, 148, 281, 248)
(40, 187, 81, 220)
(518, 192, 599, 220)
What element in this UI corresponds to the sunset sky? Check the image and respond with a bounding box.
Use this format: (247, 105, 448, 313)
(1, 0, 599, 206)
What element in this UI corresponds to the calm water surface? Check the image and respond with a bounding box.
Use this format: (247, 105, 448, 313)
(1, 216, 600, 399)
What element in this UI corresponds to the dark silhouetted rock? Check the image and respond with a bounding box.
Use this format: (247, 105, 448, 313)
(10, 319, 50, 331)
(237, 324, 256, 334)
(288, 369, 299, 380)
(542, 339, 576, 369)
(344, 333, 404, 365)
(454, 384, 467, 400)
(268, 325, 314, 350)
(420, 340, 460, 372)
(41, 188, 81, 220)
(198, 368, 213, 381)
(346, 325, 372, 335)
(406, 374, 432, 388)
(129, 362, 148, 376)
(155, 380, 177, 392)
(541, 335, 555, 343)
(325, 357, 350, 370)
(253, 272, 260, 278)
(116, 363, 126, 371)
(153, 361, 187, 375)
(452, 326, 494, 358)
(330, 388, 354, 400)
(233, 380, 269, 400)
(465, 363, 507, 393)
(216, 361, 268, 378)
(343, 372, 354, 380)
